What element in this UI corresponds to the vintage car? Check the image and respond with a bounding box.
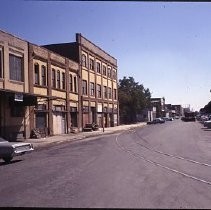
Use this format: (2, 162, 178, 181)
(0, 137, 34, 163)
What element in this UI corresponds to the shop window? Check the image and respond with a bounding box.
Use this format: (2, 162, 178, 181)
(9, 54, 23, 82)
(11, 106, 25, 117)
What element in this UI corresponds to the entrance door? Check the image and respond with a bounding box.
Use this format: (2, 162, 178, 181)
(53, 112, 66, 135)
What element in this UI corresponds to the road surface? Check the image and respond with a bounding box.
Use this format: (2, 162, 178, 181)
(1, 119, 211, 208)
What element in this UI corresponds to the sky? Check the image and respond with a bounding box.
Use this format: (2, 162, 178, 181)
(1, 1, 211, 111)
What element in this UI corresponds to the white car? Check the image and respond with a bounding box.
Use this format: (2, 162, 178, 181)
(0, 137, 34, 163)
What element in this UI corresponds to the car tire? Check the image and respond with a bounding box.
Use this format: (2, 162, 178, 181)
(3, 156, 13, 163)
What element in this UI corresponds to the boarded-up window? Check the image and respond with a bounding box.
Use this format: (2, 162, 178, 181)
(9, 54, 23, 82)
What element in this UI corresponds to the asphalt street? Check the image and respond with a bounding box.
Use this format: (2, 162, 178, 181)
(1, 119, 211, 208)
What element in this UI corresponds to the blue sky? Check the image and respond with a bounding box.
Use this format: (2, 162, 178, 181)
(1, 1, 211, 111)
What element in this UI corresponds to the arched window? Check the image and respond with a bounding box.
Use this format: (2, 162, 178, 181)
(81, 54, 87, 67)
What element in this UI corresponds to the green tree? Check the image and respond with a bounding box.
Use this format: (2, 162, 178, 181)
(118, 76, 151, 124)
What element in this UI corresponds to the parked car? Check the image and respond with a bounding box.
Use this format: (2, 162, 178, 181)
(0, 137, 34, 163)
(147, 118, 165, 124)
(204, 120, 211, 128)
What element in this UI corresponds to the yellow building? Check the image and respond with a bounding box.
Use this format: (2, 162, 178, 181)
(28, 43, 79, 136)
(43, 33, 119, 130)
(0, 30, 79, 140)
(0, 30, 36, 140)
(0, 30, 119, 140)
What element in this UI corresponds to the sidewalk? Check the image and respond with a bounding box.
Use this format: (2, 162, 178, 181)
(25, 122, 147, 149)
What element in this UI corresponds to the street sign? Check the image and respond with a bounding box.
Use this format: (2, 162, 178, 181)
(14, 93, 23, 102)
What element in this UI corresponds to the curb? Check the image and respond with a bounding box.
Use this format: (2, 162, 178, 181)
(28, 123, 147, 150)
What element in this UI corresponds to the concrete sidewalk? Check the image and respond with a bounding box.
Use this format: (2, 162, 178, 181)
(25, 122, 147, 149)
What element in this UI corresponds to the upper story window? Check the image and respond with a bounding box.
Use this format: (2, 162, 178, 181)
(97, 84, 101, 98)
(113, 70, 117, 80)
(0, 49, 2, 78)
(103, 86, 107, 99)
(89, 58, 94, 70)
(57, 70, 60, 89)
(114, 89, 117, 100)
(74, 76, 78, 93)
(34, 63, 40, 85)
(90, 82, 95, 96)
(82, 54, 87, 67)
(82, 80, 87, 95)
(52, 69, 56, 88)
(103, 66, 107, 76)
(41, 65, 47, 86)
(108, 87, 112, 99)
(107, 67, 111, 78)
(96, 62, 101, 73)
(62, 72, 66, 90)
(9, 54, 23, 82)
(69, 74, 73, 92)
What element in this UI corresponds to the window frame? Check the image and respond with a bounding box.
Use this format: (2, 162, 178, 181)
(52, 68, 56, 88)
(62, 72, 66, 90)
(0, 49, 2, 78)
(41, 65, 47, 86)
(57, 70, 60, 89)
(90, 82, 95, 96)
(97, 84, 102, 98)
(82, 80, 87, 95)
(9, 53, 24, 82)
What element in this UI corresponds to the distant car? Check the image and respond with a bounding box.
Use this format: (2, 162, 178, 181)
(163, 117, 173, 121)
(0, 137, 34, 163)
(175, 116, 180, 119)
(154, 118, 165, 124)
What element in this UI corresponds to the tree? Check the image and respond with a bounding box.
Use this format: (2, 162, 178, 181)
(118, 76, 151, 124)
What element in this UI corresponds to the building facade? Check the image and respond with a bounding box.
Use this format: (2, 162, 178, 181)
(0, 30, 119, 140)
(28, 43, 79, 136)
(150, 97, 166, 118)
(43, 33, 119, 131)
(0, 30, 36, 140)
